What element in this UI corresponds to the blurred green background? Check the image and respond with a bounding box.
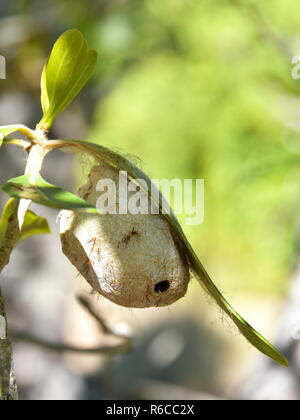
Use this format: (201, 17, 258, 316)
(1, 0, 300, 400)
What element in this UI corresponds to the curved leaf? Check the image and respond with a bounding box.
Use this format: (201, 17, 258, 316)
(19, 210, 51, 241)
(40, 29, 98, 128)
(51, 138, 288, 366)
(1, 174, 99, 213)
(0, 199, 19, 242)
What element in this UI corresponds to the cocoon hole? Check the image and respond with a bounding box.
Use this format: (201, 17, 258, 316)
(60, 163, 190, 308)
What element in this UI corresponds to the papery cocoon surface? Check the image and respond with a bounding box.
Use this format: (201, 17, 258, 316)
(60, 163, 190, 308)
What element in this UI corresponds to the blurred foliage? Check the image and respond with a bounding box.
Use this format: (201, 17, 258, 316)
(2, 0, 300, 296)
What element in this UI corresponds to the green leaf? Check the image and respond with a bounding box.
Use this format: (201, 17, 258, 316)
(19, 210, 51, 241)
(0, 124, 34, 139)
(40, 29, 98, 128)
(53, 138, 288, 366)
(188, 250, 288, 367)
(0, 199, 18, 242)
(1, 174, 99, 213)
(0, 199, 51, 242)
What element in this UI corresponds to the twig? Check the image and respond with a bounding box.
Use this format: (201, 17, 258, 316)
(11, 332, 130, 355)
(0, 200, 20, 273)
(11, 295, 131, 356)
(77, 294, 128, 340)
(2, 137, 32, 150)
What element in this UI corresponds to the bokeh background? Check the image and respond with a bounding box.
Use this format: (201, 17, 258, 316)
(1, 0, 300, 400)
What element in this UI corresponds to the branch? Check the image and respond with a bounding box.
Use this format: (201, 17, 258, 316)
(11, 295, 131, 356)
(77, 294, 128, 340)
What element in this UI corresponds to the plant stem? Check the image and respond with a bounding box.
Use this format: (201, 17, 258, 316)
(0, 292, 18, 400)
(0, 199, 19, 400)
(0, 136, 49, 400)
(18, 143, 49, 226)
(0, 201, 19, 273)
